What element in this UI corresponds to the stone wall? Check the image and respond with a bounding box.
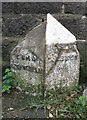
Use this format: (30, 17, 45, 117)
(2, 2, 86, 15)
(2, 2, 87, 84)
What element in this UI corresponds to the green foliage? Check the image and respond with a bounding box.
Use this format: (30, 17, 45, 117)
(2, 68, 16, 93)
(23, 84, 87, 119)
(2, 85, 11, 93)
(60, 95, 87, 119)
(43, 86, 87, 119)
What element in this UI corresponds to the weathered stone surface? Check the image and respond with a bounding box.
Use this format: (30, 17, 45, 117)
(45, 44, 80, 89)
(64, 2, 85, 14)
(11, 22, 46, 87)
(2, 2, 62, 14)
(24, 22, 46, 61)
(11, 46, 43, 85)
(45, 44, 58, 74)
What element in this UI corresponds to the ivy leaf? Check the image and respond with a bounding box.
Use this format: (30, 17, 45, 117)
(3, 75, 8, 80)
(3, 79, 13, 84)
(5, 68, 10, 73)
(79, 96, 86, 100)
(79, 96, 86, 106)
(82, 101, 86, 106)
(76, 100, 82, 105)
(77, 107, 83, 114)
(7, 72, 15, 77)
(2, 85, 11, 92)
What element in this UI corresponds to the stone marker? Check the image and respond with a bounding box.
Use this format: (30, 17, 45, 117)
(45, 13, 80, 90)
(11, 13, 80, 91)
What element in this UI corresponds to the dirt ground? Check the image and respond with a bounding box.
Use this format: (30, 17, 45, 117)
(2, 89, 48, 119)
(2, 83, 87, 119)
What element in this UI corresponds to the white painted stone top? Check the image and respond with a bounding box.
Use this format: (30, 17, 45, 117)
(46, 13, 76, 45)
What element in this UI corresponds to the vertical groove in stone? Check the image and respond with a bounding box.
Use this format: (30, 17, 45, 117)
(42, 44, 46, 99)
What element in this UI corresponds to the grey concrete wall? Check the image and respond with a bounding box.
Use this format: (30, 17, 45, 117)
(2, 2, 87, 15)
(2, 2, 63, 14)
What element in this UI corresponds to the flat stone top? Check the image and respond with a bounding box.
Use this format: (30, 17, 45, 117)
(46, 13, 76, 45)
